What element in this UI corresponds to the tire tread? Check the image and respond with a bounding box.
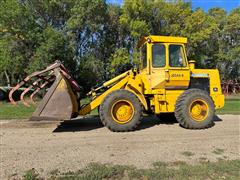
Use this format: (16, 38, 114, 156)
(174, 88, 214, 129)
(99, 89, 142, 132)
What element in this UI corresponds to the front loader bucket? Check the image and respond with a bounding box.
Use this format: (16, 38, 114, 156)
(9, 61, 80, 121)
(30, 74, 79, 121)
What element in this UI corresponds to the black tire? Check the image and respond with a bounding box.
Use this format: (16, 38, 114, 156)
(175, 89, 215, 129)
(99, 89, 142, 132)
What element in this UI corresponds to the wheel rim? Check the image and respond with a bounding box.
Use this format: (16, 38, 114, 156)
(189, 99, 209, 122)
(111, 100, 134, 124)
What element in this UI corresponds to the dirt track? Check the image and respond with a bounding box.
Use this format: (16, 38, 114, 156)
(0, 115, 239, 179)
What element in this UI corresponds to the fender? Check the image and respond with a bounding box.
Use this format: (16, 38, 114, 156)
(125, 76, 148, 110)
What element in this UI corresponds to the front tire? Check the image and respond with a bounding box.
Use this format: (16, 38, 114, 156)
(175, 89, 215, 129)
(99, 89, 142, 132)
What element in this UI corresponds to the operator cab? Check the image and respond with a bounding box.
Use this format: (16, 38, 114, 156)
(139, 36, 188, 70)
(138, 36, 190, 89)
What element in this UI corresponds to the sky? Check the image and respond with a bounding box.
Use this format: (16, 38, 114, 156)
(106, 0, 240, 12)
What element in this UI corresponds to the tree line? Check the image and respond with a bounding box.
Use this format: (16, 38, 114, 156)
(0, 0, 239, 93)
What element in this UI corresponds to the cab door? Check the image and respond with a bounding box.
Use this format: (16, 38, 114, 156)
(165, 44, 190, 90)
(149, 43, 167, 89)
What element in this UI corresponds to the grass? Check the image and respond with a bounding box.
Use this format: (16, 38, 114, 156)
(20, 160, 240, 180)
(23, 169, 39, 180)
(0, 95, 239, 120)
(216, 98, 240, 115)
(0, 102, 36, 119)
(0, 98, 98, 120)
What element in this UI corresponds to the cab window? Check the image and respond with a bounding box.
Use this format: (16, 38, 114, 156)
(169, 45, 186, 67)
(152, 44, 166, 68)
(141, 44, 147, 69)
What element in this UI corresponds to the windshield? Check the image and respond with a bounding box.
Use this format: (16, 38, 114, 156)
(169, 45, 186, 67)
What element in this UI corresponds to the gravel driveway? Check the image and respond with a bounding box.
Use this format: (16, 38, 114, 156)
(0, 114, 239, 179)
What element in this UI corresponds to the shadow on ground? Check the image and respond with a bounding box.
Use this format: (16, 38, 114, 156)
(213, 115, 223, 122)
(53, 114, 222, 133)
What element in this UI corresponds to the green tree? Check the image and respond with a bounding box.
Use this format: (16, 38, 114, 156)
(0, 0, 41, 85)
(0, 0, 75, 85)
(109, 48, 131, 76)
(181, 9, 218, 65)
(152, 0, 192, 36)
(0, 0, 239, 91)
(206, 8, 227, 68)
(120, 0, 151, 48)
(217, 8, 240, 80)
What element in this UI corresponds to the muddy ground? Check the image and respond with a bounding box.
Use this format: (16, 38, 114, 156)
(0, 115, 239, 179)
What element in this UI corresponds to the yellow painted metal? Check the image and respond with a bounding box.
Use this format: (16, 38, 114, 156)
(67, 80, 79, 114)
(164, 43, 190, 89)
(111, 100, 134, 124)
(153, 95, 167, 114)
(58, 78, 67, 91)
(189, 99, 209, 122)
(189, 60, 196, 70)
(125, 74, 148, 110)
(145, 42, 190, 91)
(191, 69, 225, 109)
(147, 42, 166, 89)
(191, 69, 222, 94)
(138, 36, 187, 47)
(87, 70, 130, 96)
(211, 94, 225, 109)
(78, 35, 224, 117)
(79, 76, 129, 115)
(103, 70, 130, 88)
(165, 69, 190, 89)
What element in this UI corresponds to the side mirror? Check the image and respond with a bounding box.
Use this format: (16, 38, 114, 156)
(189, 60, 196, 70)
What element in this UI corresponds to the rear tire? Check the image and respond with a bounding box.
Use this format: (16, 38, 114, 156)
(99, 89, 142, 132)
(175, 89, 215, 129)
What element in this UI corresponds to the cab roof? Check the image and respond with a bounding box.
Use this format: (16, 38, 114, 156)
(138, 35, 188, 47)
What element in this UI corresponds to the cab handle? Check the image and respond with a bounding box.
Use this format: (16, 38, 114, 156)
(165, 69, 170, 81)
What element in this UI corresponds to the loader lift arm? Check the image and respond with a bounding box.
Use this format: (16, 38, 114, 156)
(80, 69, 148, 116)
(79, 74, 130, 115)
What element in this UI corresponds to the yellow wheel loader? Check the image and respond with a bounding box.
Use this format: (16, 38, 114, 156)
(9, 36, 224, 132)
